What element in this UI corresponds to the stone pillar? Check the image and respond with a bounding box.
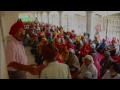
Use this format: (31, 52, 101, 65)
(86, 11, 94, 39)
(59, 11, 62, 27)
(38, 12, 42, 23)
(47, 11, 50, 24)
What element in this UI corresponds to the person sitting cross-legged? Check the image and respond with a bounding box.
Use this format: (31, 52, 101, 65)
(106, 39, 117, 56)
(66, 48, 80, 74)
(100, 51, 113, 77)
(77, 55, 98, 79)
(97, 39, 108, 53)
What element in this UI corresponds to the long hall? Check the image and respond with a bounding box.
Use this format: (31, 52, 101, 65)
(0, 11, 120, 79)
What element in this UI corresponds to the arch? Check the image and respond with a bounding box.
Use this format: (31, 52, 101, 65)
(49, 11, 59, 26)
(42, 12, 48, 23)
(73, 14, 80, 34)
(61, 11, 86, 33)
(73, 14, 87, 34)
(61, 14, 68, 32)
(61, 11, 73, 32)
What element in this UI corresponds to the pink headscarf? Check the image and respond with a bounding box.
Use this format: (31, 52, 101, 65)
(91, 53, 100, 78)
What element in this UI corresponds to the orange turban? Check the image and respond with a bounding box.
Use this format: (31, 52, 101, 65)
(81, 36, 84, 39)
(9, 20, 24, 36)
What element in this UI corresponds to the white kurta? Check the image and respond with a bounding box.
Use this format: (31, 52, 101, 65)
(78, 63, 98, 79)
(102, 70, 120, 79)
(40, 61, 72, 79)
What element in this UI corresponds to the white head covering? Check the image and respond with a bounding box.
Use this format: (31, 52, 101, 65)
(90, 43, 95, 48)
(83, 55, 94, 64)
(80, 40, 83, 44)
(83, 71, 92, 79)
(83, 39, 87, 42)
(69, 48, 75, 54)
(83, 39, 88, 44)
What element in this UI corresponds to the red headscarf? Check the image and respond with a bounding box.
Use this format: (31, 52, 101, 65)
(42, 44, 57, 60)
(63, 46, 68, 50)
(9, 20, 24, 36)
(32, 35, 38, 40)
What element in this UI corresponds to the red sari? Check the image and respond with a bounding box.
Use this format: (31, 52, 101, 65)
(116, 56, 120, 64)
(80, 44, 91, 57)
(56, 54, 64, 63)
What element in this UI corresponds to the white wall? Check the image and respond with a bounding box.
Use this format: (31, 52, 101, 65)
(0, 12, 9, 79)
(1, 11, 19, 41)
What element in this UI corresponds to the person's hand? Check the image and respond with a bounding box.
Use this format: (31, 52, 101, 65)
(27, 64, 39, 75)
(37, 65, 45, 72)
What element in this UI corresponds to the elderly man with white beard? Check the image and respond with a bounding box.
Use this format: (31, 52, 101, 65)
(78, 55, 98, 79)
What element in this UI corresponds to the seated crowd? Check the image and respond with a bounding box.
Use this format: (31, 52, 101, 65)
(22, 20, 120, 79)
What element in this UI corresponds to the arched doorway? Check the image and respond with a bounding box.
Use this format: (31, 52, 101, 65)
(42, 12, 48, 23)
(61, 11, 73, 32)
(49, 11, 59, 26)
(62, 14, 68, 31)
(73, 14, 82, 34)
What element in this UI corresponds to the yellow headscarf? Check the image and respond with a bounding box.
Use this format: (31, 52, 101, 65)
(76, 37, 80, 42)
(95, 35, 98, 38)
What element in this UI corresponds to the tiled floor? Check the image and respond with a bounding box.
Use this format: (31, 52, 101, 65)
(24, 46, 39, 79)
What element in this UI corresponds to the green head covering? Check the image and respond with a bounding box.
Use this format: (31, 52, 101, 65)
(104, 51, 110, 56)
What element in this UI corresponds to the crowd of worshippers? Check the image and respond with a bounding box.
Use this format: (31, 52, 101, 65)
(22, 20, 120, 79)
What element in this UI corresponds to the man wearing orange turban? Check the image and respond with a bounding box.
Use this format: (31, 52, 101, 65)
(6, 20, 38, 79)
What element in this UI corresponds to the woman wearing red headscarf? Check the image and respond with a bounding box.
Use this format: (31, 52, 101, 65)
(79, 39, 91, 57)
(79, 39, 91, 64)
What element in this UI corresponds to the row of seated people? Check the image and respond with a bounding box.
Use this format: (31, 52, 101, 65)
(93, 36, 119, 57)
(37, 43, 120, 79)
(22, 21, 120, 79)
(26, 35, 120, 79)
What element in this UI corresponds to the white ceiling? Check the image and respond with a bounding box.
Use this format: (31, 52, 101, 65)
(61, 11, 86, 16)
(93, 11, 120, 16)
(18, 11, 120, 17)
